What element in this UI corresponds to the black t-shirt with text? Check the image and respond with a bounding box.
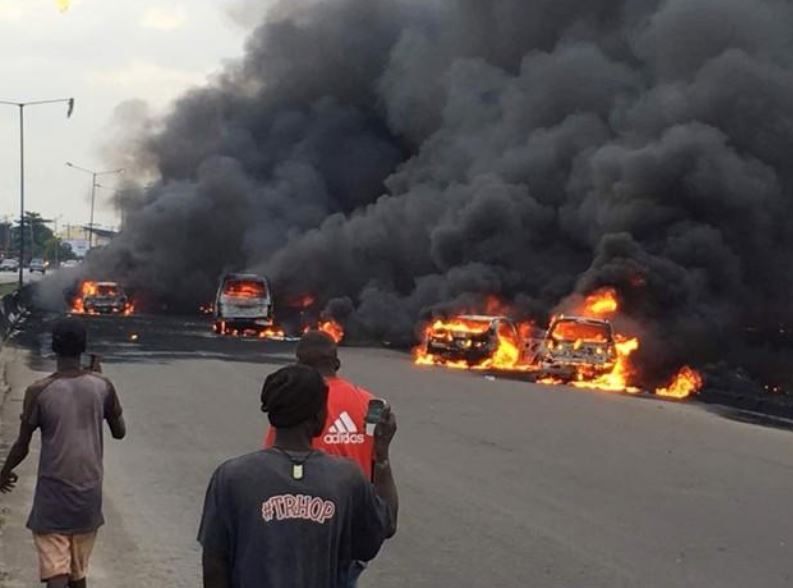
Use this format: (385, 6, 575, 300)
(198, 449, 390, 588)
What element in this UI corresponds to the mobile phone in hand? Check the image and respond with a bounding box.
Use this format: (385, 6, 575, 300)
(365, 398, 388, 436)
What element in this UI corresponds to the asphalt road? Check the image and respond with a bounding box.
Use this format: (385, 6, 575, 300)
(2, 313, 793, 587)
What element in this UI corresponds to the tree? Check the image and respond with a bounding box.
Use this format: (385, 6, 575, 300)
(10, 212, 61, 262)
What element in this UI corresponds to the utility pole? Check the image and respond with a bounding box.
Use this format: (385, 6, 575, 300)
(65, 163, 124, 249)
(0, 98, 74, 288)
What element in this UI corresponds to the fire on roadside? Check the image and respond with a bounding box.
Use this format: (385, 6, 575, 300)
(215, 320, 286, 339)
(71, 281, 135, 316)
(414, 315, 533, 372)
(655, 366, 704, 400)
(414, 289, 705, 400)
(304, 319, 345, 344)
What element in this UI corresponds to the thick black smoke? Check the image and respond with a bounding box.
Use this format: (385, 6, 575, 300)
(76, 0, 793, 387)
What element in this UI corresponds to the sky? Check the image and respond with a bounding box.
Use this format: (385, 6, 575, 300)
(0, 0, 264, 234)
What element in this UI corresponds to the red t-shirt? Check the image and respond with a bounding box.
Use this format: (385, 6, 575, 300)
(264, 377, 375, 479)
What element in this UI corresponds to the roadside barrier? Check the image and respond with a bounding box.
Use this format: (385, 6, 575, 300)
(0, 286, 31, 341)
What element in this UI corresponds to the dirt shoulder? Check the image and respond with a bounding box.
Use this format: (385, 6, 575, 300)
(0, 345, 47, 587)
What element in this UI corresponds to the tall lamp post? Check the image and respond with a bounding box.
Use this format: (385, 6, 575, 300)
(0, 98, 74, 288)
(65, 163, 124, 249)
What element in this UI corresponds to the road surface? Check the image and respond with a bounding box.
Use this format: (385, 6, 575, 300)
(1, 313, 792, 587)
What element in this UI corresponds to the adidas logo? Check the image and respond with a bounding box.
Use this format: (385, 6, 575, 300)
(323, 412, 365, 444)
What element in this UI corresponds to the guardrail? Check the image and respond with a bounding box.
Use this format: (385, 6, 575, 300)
(0, 286, 31, 340)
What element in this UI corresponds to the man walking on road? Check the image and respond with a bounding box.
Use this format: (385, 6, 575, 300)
(200, 363, 398, 588)
(0, 318, 126, 588)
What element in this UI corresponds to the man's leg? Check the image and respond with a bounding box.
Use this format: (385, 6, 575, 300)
(68, 531, 97, 588)
(46, 576, 69, 588)
(34, 534, 72, 588)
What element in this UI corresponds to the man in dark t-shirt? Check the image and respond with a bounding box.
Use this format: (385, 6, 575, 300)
(0, 318, 126, 588)
(199, 364, 398, 588)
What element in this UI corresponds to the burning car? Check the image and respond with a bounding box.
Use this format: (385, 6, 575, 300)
(73, 281, 131, 315)
(422, 315, 523, 367)
(532, 315, 617, 380)
(213, 273, 274, 336)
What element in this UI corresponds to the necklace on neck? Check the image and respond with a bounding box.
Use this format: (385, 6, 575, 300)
(271, 447, 316, 480)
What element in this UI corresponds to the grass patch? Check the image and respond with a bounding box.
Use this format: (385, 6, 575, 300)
(0, 284, 17, 298)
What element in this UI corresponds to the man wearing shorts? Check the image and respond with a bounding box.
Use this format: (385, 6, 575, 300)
(0, 318, 126, 588)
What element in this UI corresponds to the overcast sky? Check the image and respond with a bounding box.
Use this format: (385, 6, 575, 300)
(0, 0, 262, 233)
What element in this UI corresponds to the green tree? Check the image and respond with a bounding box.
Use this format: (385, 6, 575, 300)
(11, 212, 60, 262)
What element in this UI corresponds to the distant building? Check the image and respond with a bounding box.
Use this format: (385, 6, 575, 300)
(63, 239, 90, 258)
(88, 227, 117, 247)
(57, 225, 117, 256)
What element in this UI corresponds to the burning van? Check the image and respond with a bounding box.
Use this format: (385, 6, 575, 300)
(424, 315, 521, 366)
(533, 316, 617, 379)
(213, 273, 274, 336)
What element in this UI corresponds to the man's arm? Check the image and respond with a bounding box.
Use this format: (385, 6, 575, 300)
(104, 381, 126, 440)
(373, 408, 398, 537)
(107, 414, 126, 440)
(0, 387, 39, 493)
(202, 551, 231, 588)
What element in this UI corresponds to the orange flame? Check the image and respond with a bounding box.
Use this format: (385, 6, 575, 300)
(568, 336, 640, 393)
(71, 281, 134, 316)
(284, 294, 316, 309)
(582, 288, 619, 318)
(303, 319, 345, 344)
(318, 319, 344, 343)
(655, 366, 703, 399)
(414, 317, 533, 371)
(216, 320, 285, 339)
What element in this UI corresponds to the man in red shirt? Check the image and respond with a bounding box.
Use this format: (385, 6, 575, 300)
(265, 331, 375, 478)
(263, 331, 382, 586)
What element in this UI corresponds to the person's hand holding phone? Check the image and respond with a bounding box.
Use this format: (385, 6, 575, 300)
(373, 405, 397, 463)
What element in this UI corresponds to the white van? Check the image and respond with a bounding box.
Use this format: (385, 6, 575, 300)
(213, 273, 274, 335)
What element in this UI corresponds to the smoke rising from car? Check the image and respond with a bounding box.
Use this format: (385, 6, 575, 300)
(70, 0, 793, 388)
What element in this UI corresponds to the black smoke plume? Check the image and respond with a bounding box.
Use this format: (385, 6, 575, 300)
(69, 0, 793, 388)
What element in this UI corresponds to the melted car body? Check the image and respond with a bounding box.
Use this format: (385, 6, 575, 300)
(535, 316, 617, 378)
(425, 315, 520, 365)
(83, 282, 128, 314)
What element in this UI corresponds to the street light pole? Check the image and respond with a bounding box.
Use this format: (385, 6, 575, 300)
(0, 98, 74, 288)
(89, 171, 97, 248)
(18, 105, 24, 288)
(65, 163, 124, 249)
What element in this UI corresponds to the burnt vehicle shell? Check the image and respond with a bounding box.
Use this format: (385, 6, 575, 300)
(84, 282, 128, 314)
(213, 273, 274, 335)
(426, 315, 520, 365)
(533, 316, 617, 380)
